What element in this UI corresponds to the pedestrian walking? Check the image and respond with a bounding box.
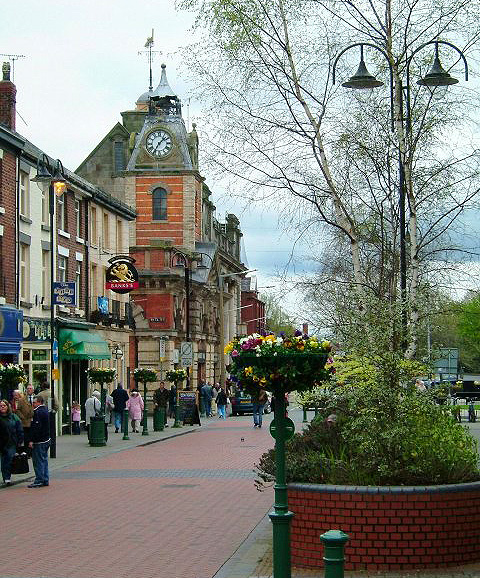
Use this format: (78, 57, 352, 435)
(71, 401, 81, 435)
(85, 391, 101, 442)
(0, 399, 24, 486)
(216, 388, 228, 420)
(28, 395, 50, 488)
(111, 383, 129, 433)
(25, 384, 35, 407)
(201, 382, 213, 417)
(168, 384, 177, 419)
(153, 381, 169, 426)
(12, 389, 33, 449)
(252, 389, 268, 428)
(126, 390, 143, 432)
(104, 391, 114, 441)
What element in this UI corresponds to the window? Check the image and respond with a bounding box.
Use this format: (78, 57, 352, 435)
(41, 189, 48, 226)
(20, 171, 30, 218)
(75, 261, 82, 306)
(57, 195, 66, 231)
(58, 255, 67, 283)
(152, 187, 167, 220)
(91, 263, 98, 305)
(103, 213, 110, 250)
(20, 243, 30, 301)
(116, 219, 123, 253)
(114, 141, 125, 172)
(90, 206, 97, 245)
(75, 199, 81, 238)
(42, 250, 50, 304)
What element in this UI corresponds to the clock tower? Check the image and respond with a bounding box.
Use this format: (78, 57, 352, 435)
(77, 64, 246, 393)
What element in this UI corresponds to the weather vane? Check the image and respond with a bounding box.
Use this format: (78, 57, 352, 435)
(0, 53, 25, 82)
(138, 29, 162, 91)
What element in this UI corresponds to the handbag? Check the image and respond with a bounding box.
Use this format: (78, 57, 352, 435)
(11, 452, 29, 475)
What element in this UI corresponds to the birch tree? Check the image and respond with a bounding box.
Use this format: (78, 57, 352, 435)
(178, 0, 480, 360)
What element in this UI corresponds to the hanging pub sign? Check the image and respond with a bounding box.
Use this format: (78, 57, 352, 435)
(106, 256, 139, 294)
(53, 282, 76, 306)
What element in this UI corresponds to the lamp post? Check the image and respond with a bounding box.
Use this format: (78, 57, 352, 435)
(172, 249, 194, 390)
(31, 154, 67, 459)
(333, 40, 468, 351)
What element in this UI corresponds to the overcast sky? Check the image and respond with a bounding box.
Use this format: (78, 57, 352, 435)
(1, 0, 312, 319)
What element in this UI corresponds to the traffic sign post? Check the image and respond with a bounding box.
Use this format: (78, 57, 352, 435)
(180, 341, 193, 367)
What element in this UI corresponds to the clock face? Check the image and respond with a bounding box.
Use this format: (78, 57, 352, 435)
(145, 130, 173, 158)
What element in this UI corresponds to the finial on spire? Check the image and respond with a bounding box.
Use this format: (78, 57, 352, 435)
(138, 29, 161, 92)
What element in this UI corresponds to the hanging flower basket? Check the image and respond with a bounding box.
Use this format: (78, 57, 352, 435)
(226, 331, 334, 395)
(86, 367, 117, 385)
(165, 369, 187, 385)
(33, 369, 48, 384)
(0, 363, 27, 390)
(133, 368, 157, 383)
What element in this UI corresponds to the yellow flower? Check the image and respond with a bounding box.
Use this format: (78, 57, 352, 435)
(260, 378, 267, 385)
(264, 335, 275, 342)
(253, 376, 259, 382)
(322, 340, 331, 349)
(224, 342, 234, 355)
(244, 366, 254, 376)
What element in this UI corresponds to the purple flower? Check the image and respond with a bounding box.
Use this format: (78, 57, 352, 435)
(241, 342, 251, 350)
(294, 329, 302, 337)
(303, 333, 309, 339)
(231, 349, 239, 357)
(279, 331, 286, 338)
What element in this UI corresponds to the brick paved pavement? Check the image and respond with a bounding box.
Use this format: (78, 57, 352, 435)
(0, 412, 278, 578)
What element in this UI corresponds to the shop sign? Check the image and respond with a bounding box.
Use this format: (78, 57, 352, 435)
(53, 282, 76, 306)
(22, 318, 52, 342)
(149, 317, 166, 323)
(106, 256, 139, 294)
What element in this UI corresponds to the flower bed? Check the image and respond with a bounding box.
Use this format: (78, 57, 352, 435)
(289, 482, 480, 571)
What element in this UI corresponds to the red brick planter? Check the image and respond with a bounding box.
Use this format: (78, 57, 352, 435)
(288, 482, 480, 571)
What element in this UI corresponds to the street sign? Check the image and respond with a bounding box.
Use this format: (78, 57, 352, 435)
(270, 417, 295, 441)
(52, 339, 59, 364)
(159, 338, 167, 359)
(180, 341, 193, 367)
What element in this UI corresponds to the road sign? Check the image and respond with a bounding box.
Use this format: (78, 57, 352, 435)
(52, 339, 59, 364)
(180, 341, 193, 367)
(270, 417, 295, 441)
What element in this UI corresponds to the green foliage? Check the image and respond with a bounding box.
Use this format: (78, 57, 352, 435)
(165, 369, 187, 384)
(133, 368, 157, 383)
(86, 367, 116, 385)
(256, 382, 480, 486)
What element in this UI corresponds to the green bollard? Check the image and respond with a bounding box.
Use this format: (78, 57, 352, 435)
(199, 396, 205, 418)
(320, 530, 349, 578)
(173, 404, 182, 428)
(302, 406, 308, 423)
(142, 382, 149, 436)
(122, 408, 130, 440)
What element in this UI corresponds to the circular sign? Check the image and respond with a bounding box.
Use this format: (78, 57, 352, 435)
(269, 417, 295, 441)
(106, 259, 139, 294)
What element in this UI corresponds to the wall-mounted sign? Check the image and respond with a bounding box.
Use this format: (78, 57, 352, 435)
(53, 282, 76, 306)
(106, 256, 139, 294)
(23, 318, 51, 342)
(149, 317, 166, 323)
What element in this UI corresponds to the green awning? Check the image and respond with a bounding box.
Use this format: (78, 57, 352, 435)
(59, 329, 111, 360)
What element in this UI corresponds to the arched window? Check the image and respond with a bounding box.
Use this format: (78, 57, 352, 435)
(152, 187, 167, 220)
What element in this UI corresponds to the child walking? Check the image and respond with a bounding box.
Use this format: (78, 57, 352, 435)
(72, 401, 81, 435)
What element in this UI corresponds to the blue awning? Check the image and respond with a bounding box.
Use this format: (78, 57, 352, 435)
(0, 341, 21, 355)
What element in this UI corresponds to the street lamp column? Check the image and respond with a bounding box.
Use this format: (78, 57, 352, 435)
(31, 155, 66, 459)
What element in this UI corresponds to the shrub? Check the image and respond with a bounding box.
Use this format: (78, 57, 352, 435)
(255, 383, 480, 486)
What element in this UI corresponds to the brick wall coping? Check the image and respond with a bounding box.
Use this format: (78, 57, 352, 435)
(288, 480, 480, 494)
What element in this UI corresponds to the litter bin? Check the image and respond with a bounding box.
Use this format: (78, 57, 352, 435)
(89, 415, 106, 446)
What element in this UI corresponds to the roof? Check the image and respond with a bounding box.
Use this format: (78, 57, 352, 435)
(150, 64, 177, 100)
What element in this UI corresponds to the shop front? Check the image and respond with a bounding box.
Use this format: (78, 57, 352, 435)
(21, 317, 51, 392)
(59, 326, 111, 434)
(0, 306, 23, 398)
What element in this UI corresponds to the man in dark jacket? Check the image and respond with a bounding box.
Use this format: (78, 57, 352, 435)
(28, 395, 50, 488)
(111, 384, 129, 433)
(153, 382, 169, 426)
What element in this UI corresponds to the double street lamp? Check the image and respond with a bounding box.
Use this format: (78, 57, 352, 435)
(333, 40, 468, 348)
(31, 154, 67, 458)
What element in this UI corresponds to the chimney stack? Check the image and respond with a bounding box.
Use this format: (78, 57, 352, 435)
(0, 62, 16, 130)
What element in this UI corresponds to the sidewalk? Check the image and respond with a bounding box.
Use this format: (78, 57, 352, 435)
(6, 416, 201, 487)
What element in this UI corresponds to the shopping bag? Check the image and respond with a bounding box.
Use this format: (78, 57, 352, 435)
(11, 452, 29, 475)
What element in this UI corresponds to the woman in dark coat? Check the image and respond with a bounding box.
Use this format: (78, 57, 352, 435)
(0, 399, 24, 486)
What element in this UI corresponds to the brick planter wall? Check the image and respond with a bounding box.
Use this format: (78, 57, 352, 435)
(288, 482, 480, 571)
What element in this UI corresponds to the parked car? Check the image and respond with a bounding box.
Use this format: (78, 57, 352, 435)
(230, 393, 271, 415)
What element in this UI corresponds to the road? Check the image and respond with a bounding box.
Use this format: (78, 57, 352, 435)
(0, 412, 286, 578)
